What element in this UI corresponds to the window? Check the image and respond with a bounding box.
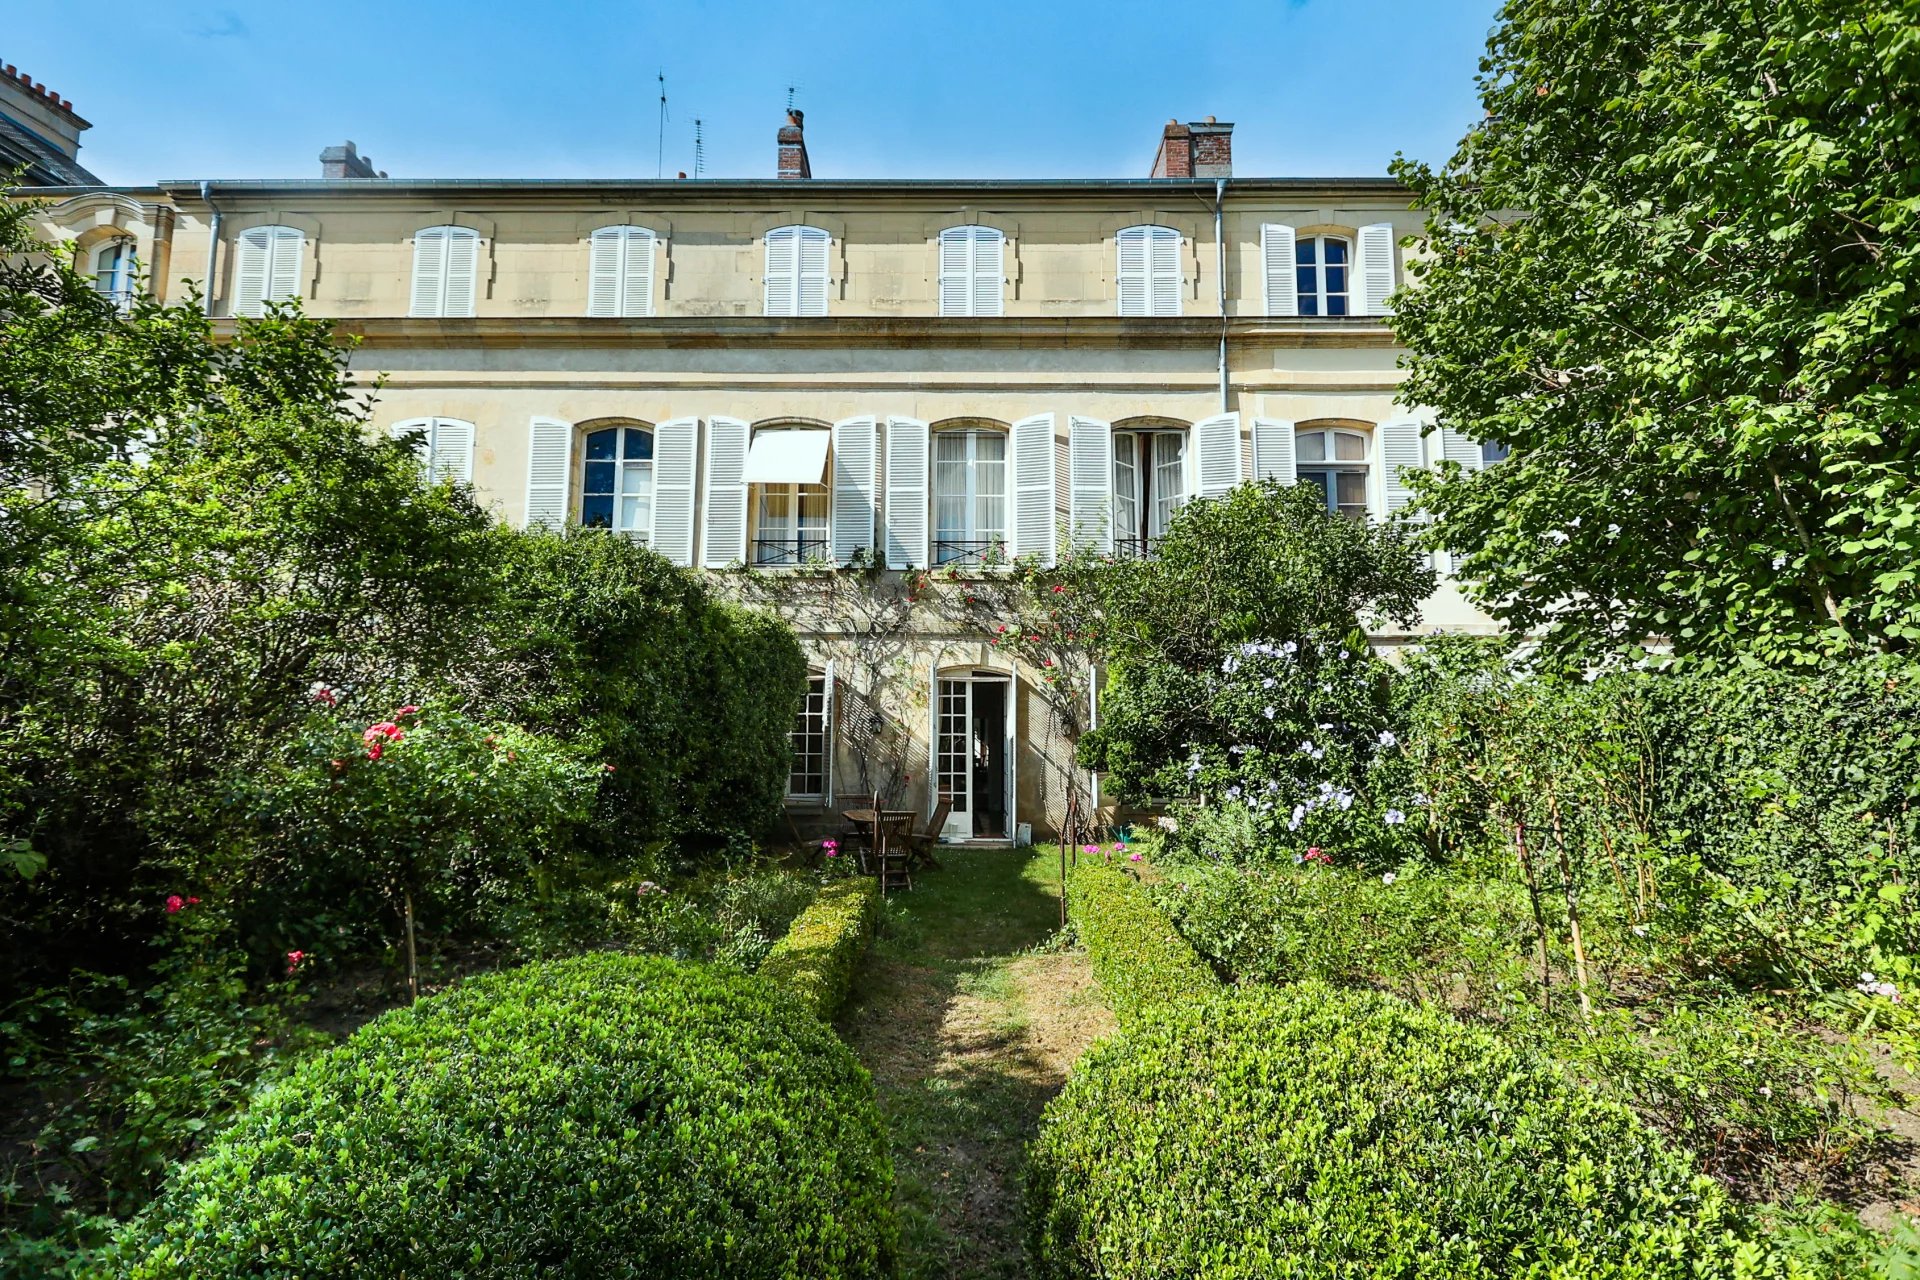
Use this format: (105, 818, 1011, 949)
(587, 225, 655, 317)
(788, 672, 829, 798)
(1295, 235, 1350, 317)
(932, 429, 1008, 565)
(1296, 426, 1370, 520)
(1116, 225, 1181, 316)
(92, 241, 136, 310)
(388, 417, 474, 486)
(938, 225, 1004, 316)
(233, 225, 303, 316)
(764, 225, 830, 316)
(409, 225, 480, 317)
(1481, 439, 1512, 465)
(582, 425, 654, 537)
(1112, 429, 1187, 557)
(754, 482, 830, 566)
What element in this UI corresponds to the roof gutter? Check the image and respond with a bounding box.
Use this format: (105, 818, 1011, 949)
(1216, 177, 1229, 414)
(199, 179, 220, 316)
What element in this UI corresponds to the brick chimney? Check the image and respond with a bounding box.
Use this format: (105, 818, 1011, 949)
(319, 140, 384, 179)
(777, 110, 810, 179)
(1151, 116, 1233, 179)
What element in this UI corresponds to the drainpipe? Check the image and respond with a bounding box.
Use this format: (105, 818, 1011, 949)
(1214, 177, 1228, 413)
(200, 180, 221, 316)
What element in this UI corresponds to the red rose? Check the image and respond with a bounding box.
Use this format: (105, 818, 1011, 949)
(164, 894, 184, 914)
(366, 743, 384, 761)
(285, 950, 306, 974)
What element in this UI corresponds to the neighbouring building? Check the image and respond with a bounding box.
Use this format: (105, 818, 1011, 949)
(17, 104, 1500, 843)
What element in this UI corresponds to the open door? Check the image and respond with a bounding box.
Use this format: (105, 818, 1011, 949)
(934, 671, 1013, 841)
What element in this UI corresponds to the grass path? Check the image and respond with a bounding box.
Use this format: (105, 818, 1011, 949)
(837, 847, 1113, 1280)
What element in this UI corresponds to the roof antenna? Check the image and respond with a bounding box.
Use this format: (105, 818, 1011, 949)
(693, 118, 705, 178)
(786, 83, 798, 112)
(656, 71, 669, 178)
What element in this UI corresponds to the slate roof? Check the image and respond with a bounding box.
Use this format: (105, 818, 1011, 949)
(0, 108, 99, 187)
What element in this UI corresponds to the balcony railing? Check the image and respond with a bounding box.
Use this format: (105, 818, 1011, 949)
(752, 536, 831, 567)
(1111, 535, 1162, 560)
(932, 537, 1008, 567)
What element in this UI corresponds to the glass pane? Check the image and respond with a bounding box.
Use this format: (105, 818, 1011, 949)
(1300, 472, 1333, 511)
(1296, 266, 1318, 305)
(1324, 238, 1348, 264)
(1294, 239, 1315, 266)
(1481, 440, 1512, 464)
(582, 494, 614, 528)
(621, 461, 651, 496)
(934, 432, 968, 463)
(1327, 293, 1348, 317)
(798, 485, 829, 531)
(624, 428, 653, 461)
(620, 496, 651, 532)
(1334, 432, 1366, 462)
(584, 460, 615, 494)
(1337, 471, 1368, 506)
(1295, 431, 1326, 462)
(1325, 265, 1347, 295)
(975, 432, 1006, 463)
(585, 429, 617, 461)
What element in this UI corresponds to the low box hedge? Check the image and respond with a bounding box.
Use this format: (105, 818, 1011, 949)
(757, 876, 880, 1019)
(1027, 981, 1790, 1280)
(104, 953, 895, 1279)
(1066, 859, 1219, 1025)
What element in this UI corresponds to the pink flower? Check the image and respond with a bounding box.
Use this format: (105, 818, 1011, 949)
(164, 894, 184, 914)
(363, 721, 403, 746)
(366, 743, 384, 762)
(309, 683, 338, 707)
(285, 950, 306, 974)
(394, 705, 421, 718)
(1303, 846, 1331, 866)
(1081, 844, 1098, 856)
(1128, 851, 1142, 862)
(604, 763, 616, 773)
(187, 896, 201, 906)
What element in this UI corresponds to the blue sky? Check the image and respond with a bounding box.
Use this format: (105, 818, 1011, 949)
(8, 0, 1498, 184)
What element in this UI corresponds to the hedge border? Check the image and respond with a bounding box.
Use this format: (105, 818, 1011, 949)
(757, 876, 881, 1018)
(1067, 859, 1219, 1024)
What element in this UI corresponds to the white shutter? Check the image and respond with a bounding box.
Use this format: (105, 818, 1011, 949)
(623, 227, 655, 316)
(1010, 412, 1056, 566)
(429, 419, 474, 485)
(1193, 412, 1242, 499)
(764, 226, 796, 316)
(442, 228, 479, 317)
(1251, 417, 1297, 485)
(938, 227, 971, 316)
(524, 416, 573, 530)
(1149, 227, 1182, 316)
(1357, 223, 1395, 317)
(1377, 416, 1427, 515)
(409, 228, 446, 316)
(1261, 224, 1297, 317)
(1115, 226, 1148, 316)
(797, 227, 830, 316)
(1067, 415, 1114, 556)
(884, 415, 930, 569)
(588, 226, 623, 316)
(974, 228, 1004, 316)
(701, 415, 751, 567)
(830, 415, 878, 566)
(234, 226, 271, 318)
(651, 416, 699, 565)
(388, 418, 431, 476)
(266, 226, 302, 307)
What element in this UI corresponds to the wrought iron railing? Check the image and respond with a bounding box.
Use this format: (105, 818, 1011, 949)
(752, 537, 831, 567)
(932, 538, 1008, 567)
(1111, 535, 1163, 560)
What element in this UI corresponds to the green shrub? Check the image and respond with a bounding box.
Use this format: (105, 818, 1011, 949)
(620, 866, 822, 970)
(1066, 860, 1217, 1024)
(1027, 983, 1787, 1280)
(758, 877, 879, 1018)
(102, 953, 895, 1279)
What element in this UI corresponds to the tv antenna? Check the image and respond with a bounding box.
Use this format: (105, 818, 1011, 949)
(656, 72, 669, 178)
(693, 118, 705, 178)
(786, 83, 798, 112)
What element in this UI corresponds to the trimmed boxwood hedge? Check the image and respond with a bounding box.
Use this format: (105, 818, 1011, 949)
(1066, 859, 1219, 1024)
(1026, 982, 1788, 1280)
(757, 875, 880, 1019)
(104, 953, 895, 1279)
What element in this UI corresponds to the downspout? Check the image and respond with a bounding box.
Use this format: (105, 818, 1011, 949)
(200, 180, 221, 316)
(1214, 177, 1228, 413)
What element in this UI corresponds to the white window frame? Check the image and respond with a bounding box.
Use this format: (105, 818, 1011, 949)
(233, 224, 304, 317)
(931, 428, 1009, 566)
(1295, 234, 1353, 318)
(92, 240, 136, 311)
(787, 670, 831, 799)
(1111, 428, 1188, 556)
(580, 423, 655, 540)
(753, 481, 832, 566)
(1294, 426, 1371, 519)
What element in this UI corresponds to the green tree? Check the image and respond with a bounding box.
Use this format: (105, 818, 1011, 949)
(1394, 0, 1920, 665)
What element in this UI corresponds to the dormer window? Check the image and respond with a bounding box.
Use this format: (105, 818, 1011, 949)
(409, 226, 480, 318)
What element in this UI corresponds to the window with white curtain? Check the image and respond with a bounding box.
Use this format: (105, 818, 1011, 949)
(938, 225, 1005, 316)
(764, 225, 831, 316)
(754, 483, 830, 565)
(932, 429, 1008, 565)
(581, 425, 654, 538)
(1112, 428, 1187, 556)
(1295, 426, 1371, 519)
(92, 240, 136, 311)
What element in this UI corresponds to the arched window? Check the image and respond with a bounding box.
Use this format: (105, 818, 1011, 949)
(764, 225, 830, 316)
(745, 424, 832, 565)
(938, 225, 1004, 316)
(409, 225, 480, 317)
(932, 428, 1008, 565)
(1295, 425, 1370, 519)
(1115, 224, 1181, 316)
(581, 424, 654, 537)
(1111, 423, 1187, 557)
(92, 240, 136, 310)
(233, 225, 304, 316)
(1295, 235, 1351, 316)
(587, 225, 656, 317)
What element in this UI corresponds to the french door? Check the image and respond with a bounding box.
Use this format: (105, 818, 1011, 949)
(932, 673, 1014, 840)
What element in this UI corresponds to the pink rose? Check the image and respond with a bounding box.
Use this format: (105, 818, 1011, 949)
(164, 894, 184, 914)
(285, 950, 306, 974)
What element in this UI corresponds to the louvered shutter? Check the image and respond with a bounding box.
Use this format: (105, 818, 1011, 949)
(1357, 223, 1395, 316)
(1116, 227, 1148, 316)
(1251, 417, 1297, 484)
(884, 415, 930, 569)
(1193, 412, 1242, 499)
(588, 226, 623, 316)
(266, 226, 301, 307)
(764, 226, 796, 315)
(524, 417, 573, 529)
(442, 228, 479, 317)
(388, 418, 431, 475)
(1148, 226, 1182, 316)
(650, 417, 699, 565)
(831, 415, 878, 566)
(623, 228, 654, 316)
(1377, 416, 1427, 515)
(938, 228, 971, 316)
(234, 227, 271, 318)
(797, 227, 830, 316)
(974, 229, 1004, 316)
(1010, 413, 1056, 566)
(701, 416, 750, 566)
(409, 228, 447, 316)
(1261, 224, 1297, 317)
(430, 419, 474, 485)
(1067, 415, 1114, 556)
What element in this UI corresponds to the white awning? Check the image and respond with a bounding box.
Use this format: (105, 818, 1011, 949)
(742, 428, 830, 485)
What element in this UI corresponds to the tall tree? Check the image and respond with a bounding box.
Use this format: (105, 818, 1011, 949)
(1394, 0, 1920, 665)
